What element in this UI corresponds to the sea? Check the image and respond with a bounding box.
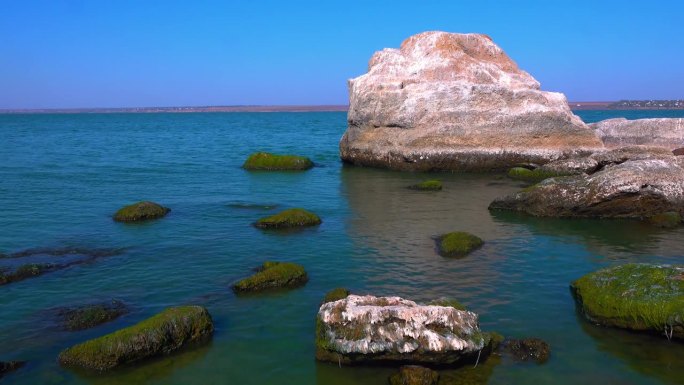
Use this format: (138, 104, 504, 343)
(2, 110, 684, 385)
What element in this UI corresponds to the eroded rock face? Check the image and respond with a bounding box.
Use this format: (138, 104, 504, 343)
(340, 31, 603, 171)
(489, 158, 684, 218)
(315, 295, 491, 365)
(591, 118, 684, 149)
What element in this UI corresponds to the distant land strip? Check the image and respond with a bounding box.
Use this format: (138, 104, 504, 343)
(1, 101, 683, 113)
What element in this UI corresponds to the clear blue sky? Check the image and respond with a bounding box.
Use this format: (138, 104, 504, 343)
(1, 0, 682, 108)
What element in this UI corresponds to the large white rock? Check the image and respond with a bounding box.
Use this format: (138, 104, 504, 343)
(340, 31, 604, 171)
(591, 118, 684, 150)
(315, 295, 492, 365)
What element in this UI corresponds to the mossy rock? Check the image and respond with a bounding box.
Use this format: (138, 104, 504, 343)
(254, 208, 321, 229)
(427, 297, 466, 311)
(501, 338, 550, 364)
(389, 365, 439, 385)
(233, 261, 308, 293)
(58, 306, 213, 371)
(436, 232, 484, 258)
(408, 179, 443, 191)
(0, 361, 25, 379)
(242, 152, 313, 171)
(113, 201, 170, 222)
(57, 300, 128, 331)
(571, 263, 684, 339)
(647, 212, 682, 228)
(507, 167, 566, 183)
(322, 287, 350, 304)
(0, 263, 53, 286)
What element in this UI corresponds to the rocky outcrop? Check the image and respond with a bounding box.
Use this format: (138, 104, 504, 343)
(340, 31, 603, 171)
(591, 118, 684, 149)
(315, 295, 494, 366)
(489, 158, 684, 218)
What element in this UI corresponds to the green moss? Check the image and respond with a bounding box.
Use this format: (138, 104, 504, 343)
(254, 208, 321, 229)
(427, 297, 466, 311)
(242, 152, 313, 171)
(58, 306, 213, 371)
(113, 201, 170, 222)
(233, 261, 308, 293)
(571, 263, 684, 339)
(322, 287, 350, 304)
(436, 232, 484, 258)
(0, 263, 53, 286)
(408, 179, 443, 191)
(507, 167, 567, 183)
(57, 300, 128, 331)
(647, 212, 682, 228)
(389, 366, 439, 385)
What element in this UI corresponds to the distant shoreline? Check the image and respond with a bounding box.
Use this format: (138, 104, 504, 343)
(1, 103, 683, 114)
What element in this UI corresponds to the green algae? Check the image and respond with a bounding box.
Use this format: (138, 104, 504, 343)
(436, 232, 484, 258)
(58, 306, 213, 371)
(408, 179, 443, 191)
(242, 152, 313, 171)
(507, 167, 567, 183)
(57, 300, 128, 331)
(233, 261, 308, 293)
(647, 212, 682, 228)
(254, 208, 321, 229)
(571, 263, 684, 339)
(113, 201, 170, 222)
(322, 287, 350, 304)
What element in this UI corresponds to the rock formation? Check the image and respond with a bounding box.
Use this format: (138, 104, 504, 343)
(591, 118, 684, 149)
(315, 294, 494, 365)
(340, 31, 603, 171)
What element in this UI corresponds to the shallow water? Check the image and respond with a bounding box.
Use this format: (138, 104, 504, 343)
(1, 110, 684, 384)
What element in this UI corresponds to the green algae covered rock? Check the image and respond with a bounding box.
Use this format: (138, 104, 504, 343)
(507, 167, 567, 183)
(571, 263, 684, 339)
(254, 208, 321, 229)
(436, 232, 484, 258)
(408, 179, 443, 191)
(58, 306, 213, 371)
(389, 365, 439, 385)
(647, 212, 682, 228)
(233, 261, 308, 293)
(113, 201, 170, 222)
(322, 287, 350, 304)
(242, 152, 313, 171)
(57, 300, 128, 331)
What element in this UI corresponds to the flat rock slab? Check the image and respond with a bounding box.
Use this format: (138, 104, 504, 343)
(591, 118, 684, 150)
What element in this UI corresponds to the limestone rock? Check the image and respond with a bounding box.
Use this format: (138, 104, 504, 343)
(340, 31, 603, 171)
(591, 118, 684, 149)
(315, 294, 492, 365)
(489, 158, 684, 218)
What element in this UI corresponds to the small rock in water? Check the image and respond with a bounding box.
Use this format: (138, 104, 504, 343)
(55, 300, 128, 331)
(233, 261, 308, 293)
(113, 201, 170, 222)
(253, 208, 321, 229)
(408, 179, 442, 191)
(436, 232, 484, 258)
(388, 365, 439, 385)
(242, 152, 313, 170)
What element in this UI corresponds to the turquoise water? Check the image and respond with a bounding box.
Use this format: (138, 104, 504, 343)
(1, 110, 684, 385)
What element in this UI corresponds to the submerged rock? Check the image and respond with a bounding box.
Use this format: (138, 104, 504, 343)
(571, 263, 684, 340)
(56, 300, 128, 331)
(501, 338, 550, 364)
(436, 232, 484, 258)
(253, 208, 321, 229)
(408, 180, 443, 191)
(591, 118, 684, 150)
(232, 261, 308, 293)
(113, 201, 170, 222)
(0, 361, 25, 379)
(340, 31, 603, 172)
(389, 365, 439, 385)
(0, 263, 54, 286)
(315, 294, 494, 366)
(58, 306, 213, 371)
(647, 212, 682, 228)
(322, 287, 351, 304)
(490, 158, 684, 218)
(242, 152, 313, 171)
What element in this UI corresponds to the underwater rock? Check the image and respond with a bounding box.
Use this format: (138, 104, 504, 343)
(501, 338, 550, 364)
(571, 263, 684, 340)
(56, 300, 128, 331)
(0, 263, 55, 286)
(389, 365, 440, 385)
(340, 31, 602, 172)
(0, 361, 26, 379)
(647, 212, 682, 228)
(58, 306, 213, 371)
(253, 208, 321, 229)
(490, 158, 684, 218)
(591, 118, 684, 150)
(232, 261, 308, 293)
(436, 232, 484, 258)
(315, 294, 494, 365)
(408, 180, 443, 191)
(242, 152, 313, 170)
(113, 201, 170, 222)
(322, 287, 351, 304)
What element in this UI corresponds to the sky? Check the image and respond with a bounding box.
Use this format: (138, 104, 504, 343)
(1, 0, 683, 109)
